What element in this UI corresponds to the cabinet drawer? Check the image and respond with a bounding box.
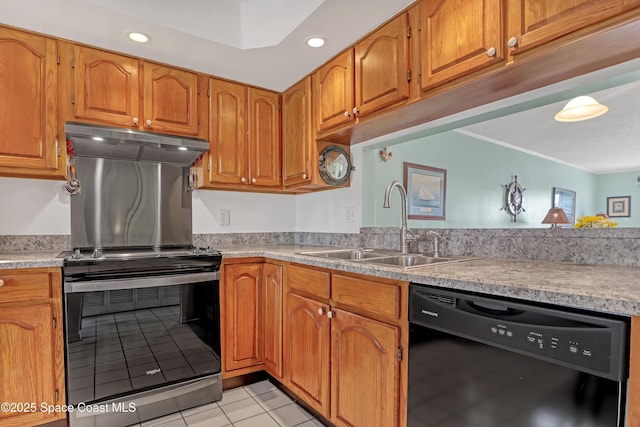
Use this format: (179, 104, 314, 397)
(0, 270, 52, 304)
(331, 274, 401, 321)
(287, 265, 330, 299)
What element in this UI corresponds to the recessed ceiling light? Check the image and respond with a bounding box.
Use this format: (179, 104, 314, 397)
(92, 137, 104, 142)
(128, 32, 150, 43)
(307, 37, 325, 48)
(178, 147, 188, 151)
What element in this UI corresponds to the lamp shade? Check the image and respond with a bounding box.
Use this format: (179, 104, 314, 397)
(542, 208, 570, 227)
(554, 96, 608, 122)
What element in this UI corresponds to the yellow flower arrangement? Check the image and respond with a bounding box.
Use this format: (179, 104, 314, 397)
(574, 215, 618, 228)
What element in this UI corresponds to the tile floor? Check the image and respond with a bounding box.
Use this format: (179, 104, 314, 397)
(128, 380, 326, 427)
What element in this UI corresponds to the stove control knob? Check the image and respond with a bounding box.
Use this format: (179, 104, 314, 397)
(206, 246, 213, 254)
(193, 247, 200, 255)
(71, 249, 83, 260)
(91, 249, 103, 259)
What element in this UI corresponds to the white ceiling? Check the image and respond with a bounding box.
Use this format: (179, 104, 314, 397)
(458, 73, 640, 174)
(0, 0, 413, 91)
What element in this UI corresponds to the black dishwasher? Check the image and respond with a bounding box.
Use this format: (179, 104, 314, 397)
(408, 284, 629, 427)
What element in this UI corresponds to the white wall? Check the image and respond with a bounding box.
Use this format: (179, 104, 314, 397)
(192, 189, 296, 233)
(0, 178, 71, 235)
(294, 143, 363, 233)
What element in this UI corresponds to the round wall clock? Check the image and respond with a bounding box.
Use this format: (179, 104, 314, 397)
(504, 175, 526, 221)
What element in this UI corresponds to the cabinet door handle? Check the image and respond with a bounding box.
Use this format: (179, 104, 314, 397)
(241, 177, 247, 183)
(0, 279, 4, 287)
(343, 111, 351, 118)
(302, 173, 308, 180)
(486, 47, 496, 57)
(133, 117, 139, 125)
(318, 308, 325, 315)
(251, 178, 257, 184)
(352, 107, 360, 116)
(507, 37, 518, 48)
(327, 311, 334, 319)
(145, 119, 153, 127)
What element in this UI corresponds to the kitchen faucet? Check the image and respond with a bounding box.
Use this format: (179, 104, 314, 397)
(383, 181, 417, 254)
(426, 230, 442, 258)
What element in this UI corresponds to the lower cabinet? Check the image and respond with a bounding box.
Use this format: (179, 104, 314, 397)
(221, 259, 283, 379)
(0, 268, 65, 427)
(283, 264, 406, 427)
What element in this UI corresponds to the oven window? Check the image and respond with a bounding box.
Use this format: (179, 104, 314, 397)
(66, 282, 221, 404)
(408, 326, 622, 427)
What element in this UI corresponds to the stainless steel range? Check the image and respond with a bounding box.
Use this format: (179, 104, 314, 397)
(62, 123, 222, 427)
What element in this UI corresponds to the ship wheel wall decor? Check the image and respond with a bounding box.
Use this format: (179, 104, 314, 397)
(504, 175, 526, 222)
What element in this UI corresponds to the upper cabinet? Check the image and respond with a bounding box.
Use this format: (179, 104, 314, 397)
(354, 12, 410, 117)
(314, 13, 411, 134)
(314, 50, 354, 133)
(420, 0, 503, 90)
(283, 77, 313, 188)
(507, 0, 640, 57)
(201, 78, 281, 190)
(63, 44, 204, 137)
(0, 27, 63, 179)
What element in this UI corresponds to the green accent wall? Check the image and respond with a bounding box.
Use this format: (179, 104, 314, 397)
(363, 130, 602, 228)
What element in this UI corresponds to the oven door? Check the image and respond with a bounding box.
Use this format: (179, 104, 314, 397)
(64, 271, 221, 426)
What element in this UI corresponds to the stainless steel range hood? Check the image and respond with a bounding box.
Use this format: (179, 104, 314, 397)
(65, 122, 209, 165)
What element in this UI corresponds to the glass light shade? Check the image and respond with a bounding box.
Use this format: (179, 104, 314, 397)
(542, 208, 570, 227)
(554, 96, 608, 122)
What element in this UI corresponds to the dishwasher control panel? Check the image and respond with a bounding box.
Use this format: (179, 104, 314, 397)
(410, 285, 628, 382)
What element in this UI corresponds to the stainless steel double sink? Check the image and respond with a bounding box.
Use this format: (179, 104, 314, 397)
(296, 248, 480, 269)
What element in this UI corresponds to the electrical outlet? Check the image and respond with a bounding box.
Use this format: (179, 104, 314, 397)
(219, 209, 230, 226)
(346, 207, 356, 223)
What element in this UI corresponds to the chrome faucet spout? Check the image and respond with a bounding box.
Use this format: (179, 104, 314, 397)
(383, 181, 416, 254)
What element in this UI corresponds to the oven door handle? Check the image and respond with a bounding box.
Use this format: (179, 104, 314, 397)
(64, 271, 219, 293)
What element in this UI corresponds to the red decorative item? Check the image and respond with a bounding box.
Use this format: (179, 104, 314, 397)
(66, 139, 75, 159)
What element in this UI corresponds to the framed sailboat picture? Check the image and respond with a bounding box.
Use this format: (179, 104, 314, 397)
(404, 162, 446, 220)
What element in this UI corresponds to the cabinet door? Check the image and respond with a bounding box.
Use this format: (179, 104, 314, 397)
(285, 293, 330, 415)
(314, 50, 354, 132)
(143, 62, 199, 136)
(263, 263, 283, 378)
(223, 263, 262, 372)
(208, 79, 247, 184)
(355, 13, 409, 117)
(0, 28, 60, 176)
(331, 309, 400, 427)
(248, 88, 281, 188)
(282, 77, 313, 188)
(0, 304, 58, 426)
(73, 46, 140, 127)
(421, 0, 503, 90)
(507, 0, 640, 56)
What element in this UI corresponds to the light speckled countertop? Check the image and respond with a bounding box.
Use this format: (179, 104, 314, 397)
(2, 245, 640, 316)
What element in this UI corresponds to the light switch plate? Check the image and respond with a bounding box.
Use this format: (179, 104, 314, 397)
(219, 209, 230, 226)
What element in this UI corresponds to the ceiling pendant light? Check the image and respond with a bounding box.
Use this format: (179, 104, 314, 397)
(554, 96, 608, 122)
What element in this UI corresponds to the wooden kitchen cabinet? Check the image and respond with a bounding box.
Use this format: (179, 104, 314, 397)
(0, 27, 64, 179)
(0, 268, 65, 427)
(314, 50, 354, 133)
(222, 262, 262, 372)
(202, 79, 281, 190)
(354, 12, 410, 118)
(283, 264, 406, 426)
(506, 0, 640, 58)
(64, 44, 204, 137)
(221, 260, 284, 378)
(421, 0, 503, 90)
(331, 309, 400, 427)
(262, 262, 283, 379)
(284, 292, 331, 415)
(315, 13, 410, 134)
(282, 77, 314, 189)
